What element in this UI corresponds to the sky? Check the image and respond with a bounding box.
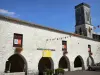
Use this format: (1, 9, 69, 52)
(0, 0, 100, 33)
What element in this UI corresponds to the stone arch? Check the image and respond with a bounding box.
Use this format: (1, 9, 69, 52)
(74, 55, 85, 70)
(87, 56, 95, 66)
(5, 54, 27, 75)
(59, 56, 70, 71)
(38, 57, 54, 75)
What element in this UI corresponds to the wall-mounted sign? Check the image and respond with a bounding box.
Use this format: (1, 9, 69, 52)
(37, 48, 55, 51)
(13, 33, 23, 47)
(42, 50, 51, 57)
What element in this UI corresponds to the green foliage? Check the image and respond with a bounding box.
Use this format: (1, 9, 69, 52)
(45, 69, 54, 75)
(55, 68, 64, 75)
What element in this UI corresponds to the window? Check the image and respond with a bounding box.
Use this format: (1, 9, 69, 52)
(62, 41, 68, 55)
(88, 45, 91, 52)
(13, 33, 23, 47)
(62, 41, 67, 51)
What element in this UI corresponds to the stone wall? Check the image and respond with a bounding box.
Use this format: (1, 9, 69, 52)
(0, 19, 100, 72)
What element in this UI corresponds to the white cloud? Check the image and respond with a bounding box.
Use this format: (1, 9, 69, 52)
(0, 9, 19, 17)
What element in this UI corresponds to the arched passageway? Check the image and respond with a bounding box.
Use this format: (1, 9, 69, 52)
(87, 56, 95, 66)
(38, 57, 54, 75)
(59, 56, 70, 71)
(74, 55, 85, 70)
(5, 54, 27, 75)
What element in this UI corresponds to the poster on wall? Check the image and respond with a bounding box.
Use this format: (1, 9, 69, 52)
(13, 33, 23, 47)
(42, 50, 51, 57)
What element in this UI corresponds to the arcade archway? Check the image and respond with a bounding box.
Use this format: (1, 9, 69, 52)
(87, 56, 94, 66)
(5, 54, 27, 74)
(74, 55, 85, 70)
(59, 56, 70, 71)
(38, 57, 54, 75)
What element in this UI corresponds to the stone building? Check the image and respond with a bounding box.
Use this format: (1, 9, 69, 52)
(0, 2, 100, 74)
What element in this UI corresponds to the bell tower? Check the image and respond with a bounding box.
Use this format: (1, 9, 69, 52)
(75, 3, 93, 38)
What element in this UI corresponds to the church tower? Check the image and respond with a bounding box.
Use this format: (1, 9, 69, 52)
(75, 3, 93, 38)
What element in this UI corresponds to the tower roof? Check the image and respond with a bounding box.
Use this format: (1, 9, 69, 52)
(75, 3, 90, 9)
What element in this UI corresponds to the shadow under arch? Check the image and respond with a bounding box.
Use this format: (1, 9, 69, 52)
(74, 55, 85, 70)
(38, 57, 54, 75)
(59, 56, 70, 71)
(5, 53, 28, 75)
(87, 56, 95, 66)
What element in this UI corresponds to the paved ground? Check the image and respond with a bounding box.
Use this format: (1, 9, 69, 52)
(64, 71, 100, 75)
